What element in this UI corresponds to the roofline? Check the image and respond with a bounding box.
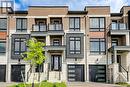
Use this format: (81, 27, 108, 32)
(84, 6, 110, 11)
(68, 11, 87, 15)
(29, 6, 68, 8)
(8, 11, 28, 14)
(111, 13, 123, 17)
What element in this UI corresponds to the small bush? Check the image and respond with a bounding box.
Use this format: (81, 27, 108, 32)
(54, 82, 66, 87)
(116, 82, 128, 86)
(40, 82, 54, 87)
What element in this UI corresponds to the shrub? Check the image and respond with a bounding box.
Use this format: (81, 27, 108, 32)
(40, 82, 54, 87)
(54, 82, 66, 87)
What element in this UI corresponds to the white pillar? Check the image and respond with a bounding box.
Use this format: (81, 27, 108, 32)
(113, 63, 119, 83)
(114, 50, 117, 63)
(126, 33, 130, 46)
(46, 35, 50, 46)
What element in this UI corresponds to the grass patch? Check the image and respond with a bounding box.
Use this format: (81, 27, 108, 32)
(8, 81, 66, 87)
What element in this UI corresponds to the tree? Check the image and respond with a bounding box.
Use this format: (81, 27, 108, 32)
(22, 38, 46, 87)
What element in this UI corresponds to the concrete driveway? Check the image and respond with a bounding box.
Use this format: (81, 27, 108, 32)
(67, 82, 122, 87)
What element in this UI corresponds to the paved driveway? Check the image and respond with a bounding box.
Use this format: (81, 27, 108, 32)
(67, 82, 122, 87)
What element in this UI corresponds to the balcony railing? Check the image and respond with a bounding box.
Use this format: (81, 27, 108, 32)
(110, 23, 128, 30)
(32, 24, 47, 31)
(48, 24, 63, 31)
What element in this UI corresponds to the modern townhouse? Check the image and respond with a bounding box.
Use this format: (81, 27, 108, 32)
(0, 1, 130, 84)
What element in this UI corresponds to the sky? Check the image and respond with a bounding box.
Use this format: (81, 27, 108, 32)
(7, 0, 130, 12)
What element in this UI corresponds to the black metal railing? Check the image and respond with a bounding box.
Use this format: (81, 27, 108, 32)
(48, 24, 63, 31)
(119, 64, 129, 81)
(110, 23, 128, 30)
(32, 24, 47, 31)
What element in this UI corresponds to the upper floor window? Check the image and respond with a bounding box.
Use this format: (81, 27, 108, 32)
(14, 38, 26, 55)
(90, 38, 105, 54)
(90, 17, 105, 31)
(53, 39, 60, 46)
(0, 42, 6, 54)
(69, 17, 80, 31)
(69, 37, 81, 54)
(0, 18, 7, 31)
(16, 18, 27, 32)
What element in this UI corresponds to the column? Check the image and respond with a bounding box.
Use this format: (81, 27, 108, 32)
(46, 35, 50, 46)
(114, 50, 117, 63)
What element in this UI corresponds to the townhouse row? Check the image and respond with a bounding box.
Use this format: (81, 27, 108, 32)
(0, 2, 130, 83)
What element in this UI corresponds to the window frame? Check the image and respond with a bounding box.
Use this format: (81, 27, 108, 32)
(90, 17, 105, 32)
(16, 18, 27, 32)
(69, 17, 80, 31)
(90, 38, 106, 54)
(0, 18, 7, 31)
(0, 41, 6, 53)
(14, 38, 26, 55)
(69, 37, 81, 54)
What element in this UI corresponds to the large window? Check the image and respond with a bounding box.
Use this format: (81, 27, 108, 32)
(0, 42, 6, 53)
(0, 18, 7, 31)
(69, 17, 80, 31)
(69, 37, 81, 54)
(112, 39, 118, 46)
(16, 18, 27, 32)
(51, 55, 61, 71)
(90, 38, 105, 54)
(14, 38, 26, 55)
(90, 17, 105, 31)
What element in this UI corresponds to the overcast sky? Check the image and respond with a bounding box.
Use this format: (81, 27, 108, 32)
(14, 0, 130, 12)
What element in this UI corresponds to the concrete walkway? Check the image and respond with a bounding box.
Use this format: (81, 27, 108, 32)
(67, 82, 122, 87)
(0, 82, 122, 87)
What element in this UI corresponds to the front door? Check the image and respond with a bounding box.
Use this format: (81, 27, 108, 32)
(0, 65, 6, 82)
(89, 65, 106, 82)
(68, 65, 84, 82)
(11, 65, 25, 82)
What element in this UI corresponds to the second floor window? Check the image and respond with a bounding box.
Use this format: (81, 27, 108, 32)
(69, 37, 81, 54)
(112, 39, 118, 46)
(0, 18, 7, 31)
(0, 42, 6, 54)
(90, 17, 105, 31)
(14, 38, 26, 55)
(16, 18, 27, 32)
(69, 17, 80, 31)
(53, 39, 60, 46)
(90, 38, 105, 54)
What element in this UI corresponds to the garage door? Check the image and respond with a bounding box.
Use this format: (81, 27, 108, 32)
(11, 65, 25, 82)
(89, 65, 106, 82)
(0, 65, 6, 82)
(68, 65, 84, 82)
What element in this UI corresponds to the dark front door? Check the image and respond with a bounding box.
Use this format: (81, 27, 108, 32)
(89, 65, 106, 82)
(68, 65, 84, 82)
(0, 65, 6, 82)
(11, 65, 25, 82)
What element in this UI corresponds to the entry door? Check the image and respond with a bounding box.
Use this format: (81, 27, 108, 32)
(0, 65, 6, 82)
(11, 65, 25, 82)
(89, 65, 106, 82)
(68, 65, 84, 82)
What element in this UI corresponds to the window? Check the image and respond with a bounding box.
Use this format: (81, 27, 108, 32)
(14, 38, 26, 55)
(0, 18, 7, 31)
(112, 39, 118, 46)
(53, 39, 60, 46)
(69, 37, 81, 54)
(51, 55, 61, 71)
(90, 17, 105, 31)
(16, 18, 27, 32)
(35, 64, 44, 72)
(0, 42, 6, 53)
(69, 17, 80, 31)
(90, 38, 105, 54)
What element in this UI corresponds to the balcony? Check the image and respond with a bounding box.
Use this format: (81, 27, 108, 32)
(31, 24, 47, 36)
(45, 45, 65, 52)
(48, 24, 64, 35)
(108, 45, 130, 53)
(109, 23, 129, 35)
